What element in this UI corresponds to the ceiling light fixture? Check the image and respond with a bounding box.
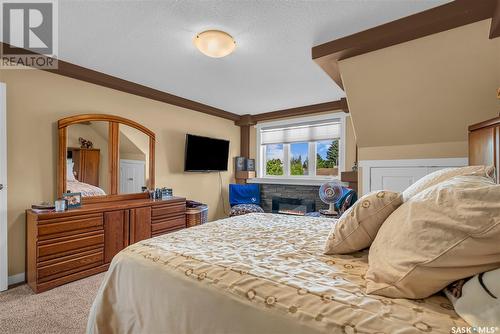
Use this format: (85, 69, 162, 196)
(193, 30, 236, 58)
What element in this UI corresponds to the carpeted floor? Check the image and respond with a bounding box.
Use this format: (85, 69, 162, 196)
(0, 273, 104, 334)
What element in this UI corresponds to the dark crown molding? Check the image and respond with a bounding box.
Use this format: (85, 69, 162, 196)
(0, 42, 241, 121)
(0, 42, 347, 124)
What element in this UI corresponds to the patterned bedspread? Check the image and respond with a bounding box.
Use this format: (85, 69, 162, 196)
(67, 180, 106, 197)
(87, 213, 466, 334)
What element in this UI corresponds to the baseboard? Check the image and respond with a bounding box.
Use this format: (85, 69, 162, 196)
(8, 272, 25, 286)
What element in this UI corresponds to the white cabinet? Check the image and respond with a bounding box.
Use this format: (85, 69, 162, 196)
(370, 167, 429, 193)
(359, 158, 468, 195)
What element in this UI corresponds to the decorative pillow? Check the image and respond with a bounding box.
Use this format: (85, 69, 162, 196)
(366, 175, 500, 299)
(229, 204, 264, 217)
(324, 190, 402, 255)
(402, 165, 495, 201)
(66, 160, 76, 181)
(444, 268, 500, 327)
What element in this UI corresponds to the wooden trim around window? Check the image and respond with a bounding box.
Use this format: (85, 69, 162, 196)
(235, 99, 348, 161)
(240, 125, 251, 159)
(252, 99, 348, 123)
(312, 0, 498, 88)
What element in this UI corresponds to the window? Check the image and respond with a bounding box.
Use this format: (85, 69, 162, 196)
(316, 140, 338, 176)
(290, 142, 308, 176)
(265, 144, 284, 176)
(256, 114, 345, 180)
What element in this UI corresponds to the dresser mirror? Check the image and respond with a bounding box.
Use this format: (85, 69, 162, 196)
(58, 114, 155, 203)
(66, 121, 110, 196)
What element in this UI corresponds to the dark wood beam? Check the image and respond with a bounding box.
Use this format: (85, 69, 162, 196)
(491, 0, 500, 38)
(312, 0, 497, 88)
(240, 125, 251, 159)
(235, 114, 257, 158)
(0, 42, 240, 122)
(252, 100, 348, 123)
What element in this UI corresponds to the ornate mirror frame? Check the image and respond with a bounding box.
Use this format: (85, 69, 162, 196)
(57, 114, 155, 203)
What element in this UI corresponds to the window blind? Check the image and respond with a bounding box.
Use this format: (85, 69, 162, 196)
(260, 120, 341, 145)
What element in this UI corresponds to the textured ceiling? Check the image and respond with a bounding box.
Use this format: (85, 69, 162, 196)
(56, 0, 449, 115)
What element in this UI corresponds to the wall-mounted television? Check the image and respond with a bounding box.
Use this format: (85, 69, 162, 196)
(184, 134, 230, 172)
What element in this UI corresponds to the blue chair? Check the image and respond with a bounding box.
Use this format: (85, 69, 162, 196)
(229, 184, 264, 217)
(335, 187, 357, 213)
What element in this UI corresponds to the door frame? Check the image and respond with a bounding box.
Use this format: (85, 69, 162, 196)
(0, 83, 7, 291)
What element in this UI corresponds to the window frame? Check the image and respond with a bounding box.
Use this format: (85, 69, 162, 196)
(255, 112, 346, 182)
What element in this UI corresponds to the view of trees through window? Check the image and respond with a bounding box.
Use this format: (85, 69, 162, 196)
(316, 140, 339, 176)
(265, 144, 284, 175)
(265, 140, 339, 177)
(290, 142, 308, 175)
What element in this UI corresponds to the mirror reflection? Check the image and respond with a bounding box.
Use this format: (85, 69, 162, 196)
(66, 121, 109, 196)
(118, 124, 149, 194)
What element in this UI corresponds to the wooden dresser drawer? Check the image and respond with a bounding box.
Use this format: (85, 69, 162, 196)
(38, 214, 103, 240)
(151, 214, 186, 234)
(37, 249, 104, 282)
(26, 196, 186, 293)
(152, 202, 185, 218)
(38, 232, 104, 261)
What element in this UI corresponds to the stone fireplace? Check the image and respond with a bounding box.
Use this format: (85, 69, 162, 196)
(259, 184, 328, 213)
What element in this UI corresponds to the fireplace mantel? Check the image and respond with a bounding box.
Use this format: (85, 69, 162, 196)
(247, 177, 347, 187)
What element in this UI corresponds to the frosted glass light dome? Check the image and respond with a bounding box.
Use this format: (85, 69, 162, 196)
(193, 30, 236, 58)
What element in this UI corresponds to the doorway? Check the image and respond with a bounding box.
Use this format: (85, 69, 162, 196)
(119, 159, 146, 194)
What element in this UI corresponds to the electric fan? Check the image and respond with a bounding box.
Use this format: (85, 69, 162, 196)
(318, 181, 343, 216)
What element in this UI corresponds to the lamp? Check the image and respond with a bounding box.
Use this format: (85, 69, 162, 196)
(193, 30, 236, 58)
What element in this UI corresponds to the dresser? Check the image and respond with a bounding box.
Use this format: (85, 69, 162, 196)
(26, 197, 186, 293)
(469, 115, 500, 183)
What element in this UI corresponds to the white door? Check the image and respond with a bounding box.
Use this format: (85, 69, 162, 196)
(0, 83, 7, 291)
(119, 160, 146, 194)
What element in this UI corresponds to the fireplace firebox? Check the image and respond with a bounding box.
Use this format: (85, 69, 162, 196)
(272, 197, 316, 216)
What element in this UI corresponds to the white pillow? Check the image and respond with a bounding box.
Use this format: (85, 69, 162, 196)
(445, 268, 500, 327)
(66, 160, 76, 181)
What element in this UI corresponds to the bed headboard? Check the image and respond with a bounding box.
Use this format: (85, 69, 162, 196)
(468, 114, 500, 183)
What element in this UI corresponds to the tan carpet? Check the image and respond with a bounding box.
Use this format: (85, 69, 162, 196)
(0, 273, 104, 334)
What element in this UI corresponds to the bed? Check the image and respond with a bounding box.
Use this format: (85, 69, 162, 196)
(87, 213, 466, 334)
(66, 180, 106, 197)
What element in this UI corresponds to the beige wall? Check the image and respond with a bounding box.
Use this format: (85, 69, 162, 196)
(358, 141, 468, 161)
(249, 114, 357, 172)
(339, 19, 500, 157)
(0, 69, 240, 277)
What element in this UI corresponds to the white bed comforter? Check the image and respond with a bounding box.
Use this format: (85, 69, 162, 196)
(87, 213, 466, 334)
